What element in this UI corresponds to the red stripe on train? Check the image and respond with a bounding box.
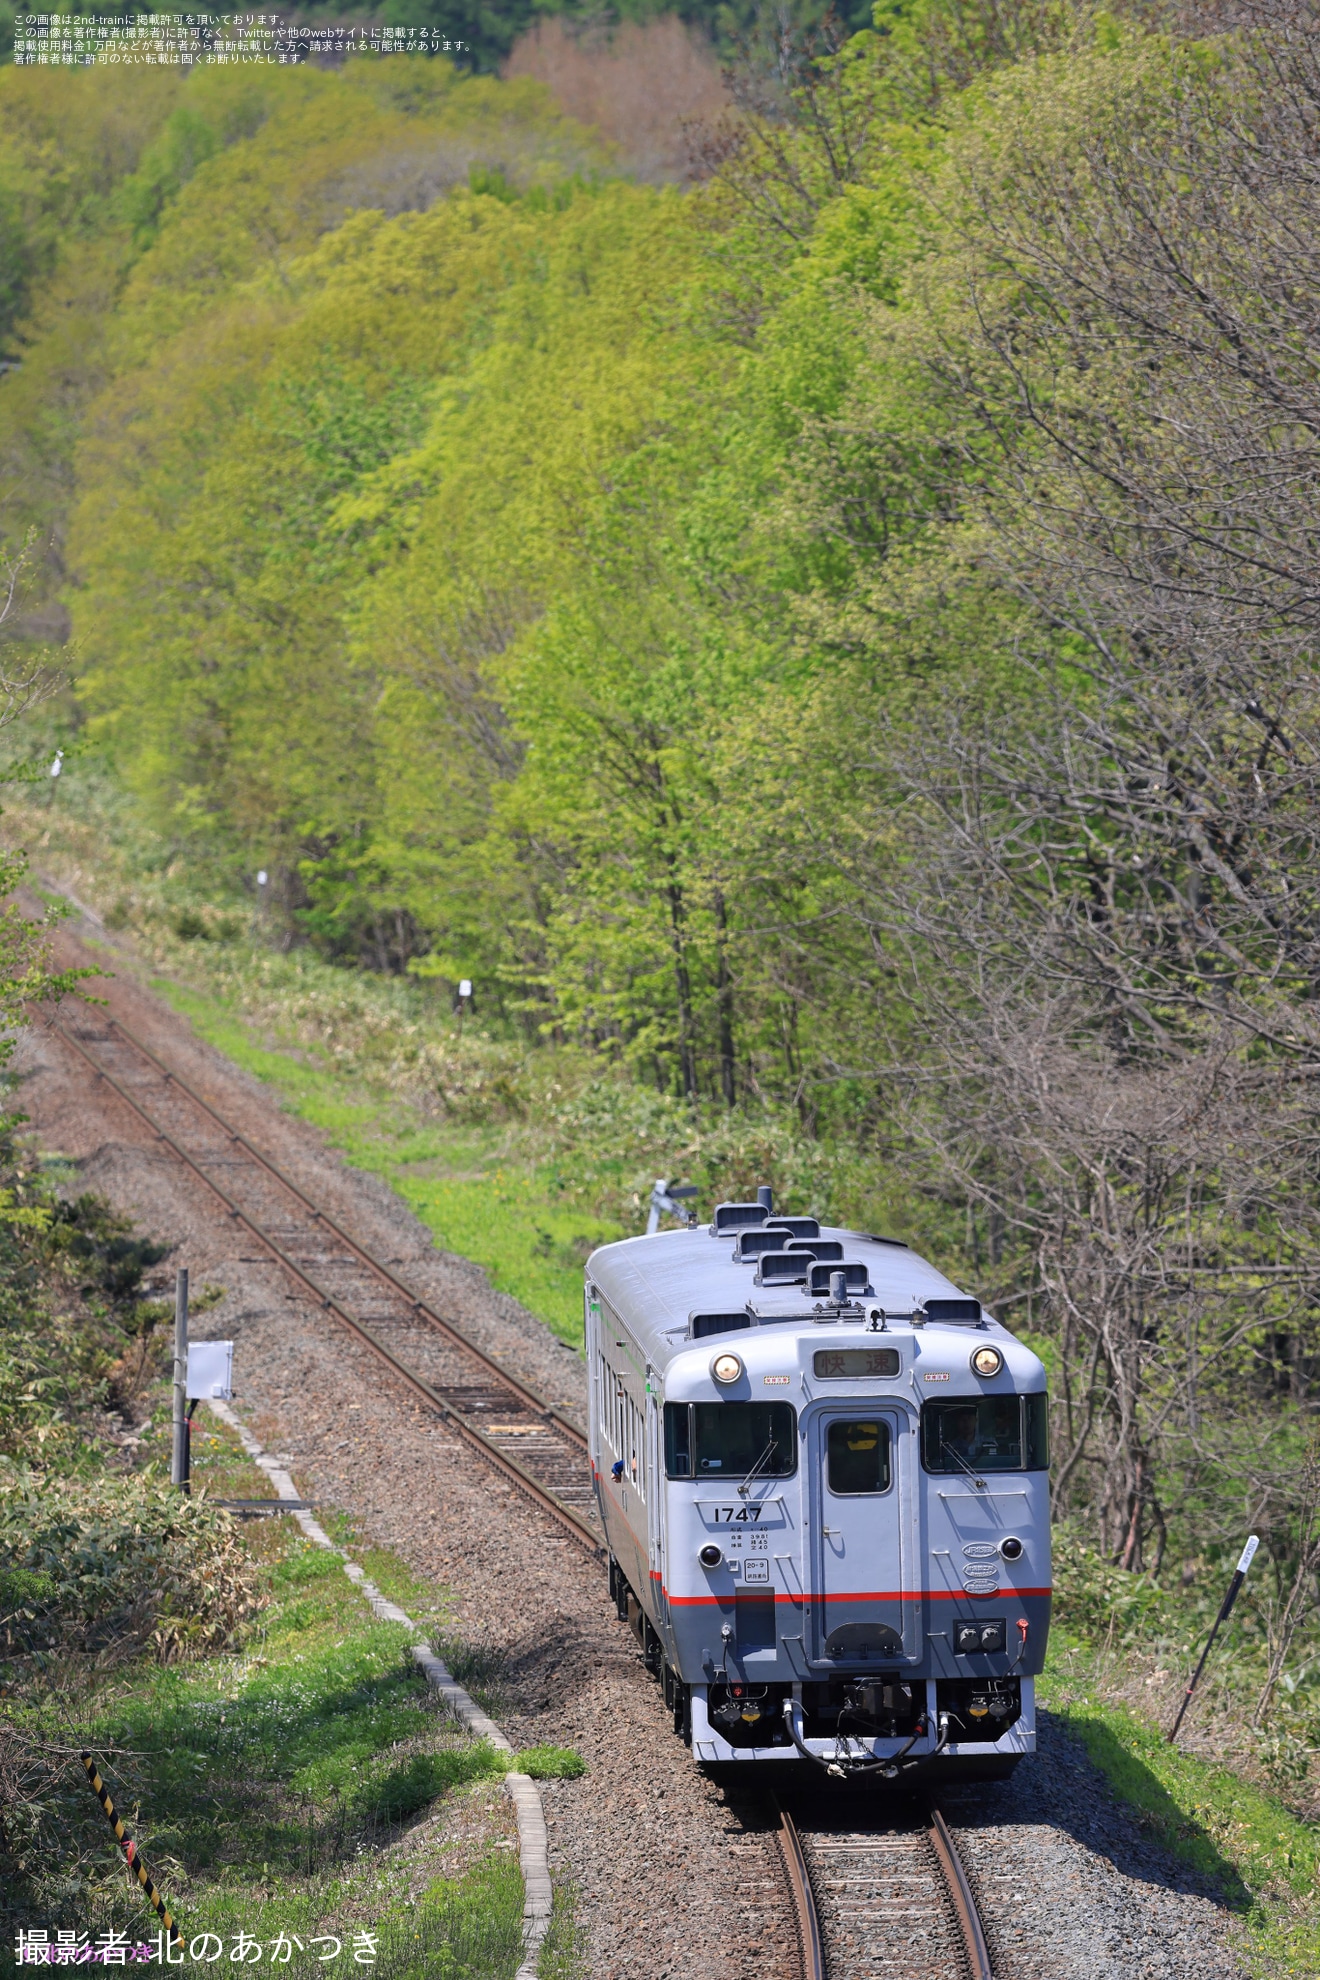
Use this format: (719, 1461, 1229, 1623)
(656, 1584, 1052, 1606)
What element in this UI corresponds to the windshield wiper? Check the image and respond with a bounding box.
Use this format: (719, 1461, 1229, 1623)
(939, 1435, 987, 1491)
(738, 1439, 779, 1500)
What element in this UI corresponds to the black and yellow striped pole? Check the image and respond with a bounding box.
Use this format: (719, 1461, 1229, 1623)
(80, 1752, 182, 1946)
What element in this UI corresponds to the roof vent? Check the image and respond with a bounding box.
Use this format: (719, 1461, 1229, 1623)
(921, 1298, 983, 1325)
(768, 1216, 821, 1241)
(755, 1251, 810, 1286)
(786, 1238, 843, 1263)
(689, 1311, 754, 1340)
(808, 1259, 872, 1297)
(757, 1184, 774, 1211)
(712, 1202, 769, 1236)
(733, 1228, 787, 1263)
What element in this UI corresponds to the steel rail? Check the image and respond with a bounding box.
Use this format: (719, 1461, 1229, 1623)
(96, 1011, 586, 1450)
(928, 1805, 994, 1980)
(46, 1014, 602, 1556)
(773, 1799, 825, 1980)
(774, 1794, 993, 1980)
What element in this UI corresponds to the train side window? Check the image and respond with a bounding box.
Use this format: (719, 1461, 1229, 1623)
(600, 1361, 647, 1498)
(664, 1402, 692, 1476)
(826, 1419, 891, 1494)
(595, 1357, 610, 1454)
(920, 1395, 1049, 1472)
(628, 1393, 646, 1501)
(599, 1360, 628, 1463)
(1024, 1392, 1050, 1469)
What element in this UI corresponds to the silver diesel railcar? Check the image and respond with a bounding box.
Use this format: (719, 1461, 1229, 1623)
(586, 1192, 1051, 1778)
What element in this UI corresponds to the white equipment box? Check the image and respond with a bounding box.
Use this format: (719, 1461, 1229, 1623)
(186, 1340, 234, 1401)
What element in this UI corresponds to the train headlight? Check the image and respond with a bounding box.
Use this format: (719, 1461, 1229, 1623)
(970, 1345, 1003, 1378)
(711, 1351, 744, 1385)
(699, 1543, 723, 1569)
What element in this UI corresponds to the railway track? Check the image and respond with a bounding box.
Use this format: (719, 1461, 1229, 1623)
(47, 1010, 602, 1553)
(53, 1004, 996, 1980)
(775, 1793, 993, 1980)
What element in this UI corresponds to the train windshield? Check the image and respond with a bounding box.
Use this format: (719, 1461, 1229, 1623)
(920, 1394, 1049, 1473)
(664, 1402, 797, 1478)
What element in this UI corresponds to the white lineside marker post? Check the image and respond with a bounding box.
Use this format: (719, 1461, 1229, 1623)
(1167, 1533, 1259, 1742)
(171, 1268, 189, 1492)
(457, 977, 472, 1038)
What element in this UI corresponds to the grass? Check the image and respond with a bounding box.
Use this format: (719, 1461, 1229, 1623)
(1040, 1644, 1320, 1977)
(510, 1748, 587, 1781)
(3, 1412, 583, 1980)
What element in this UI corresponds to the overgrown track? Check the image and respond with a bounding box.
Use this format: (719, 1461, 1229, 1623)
(49, 1011, 602, 1552)
(774, 1794, 993, 1980)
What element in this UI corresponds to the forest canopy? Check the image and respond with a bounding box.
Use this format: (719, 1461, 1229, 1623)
(4, 0, 1320, 1602)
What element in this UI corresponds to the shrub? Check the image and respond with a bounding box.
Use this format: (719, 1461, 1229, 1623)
(0, 1472, 262, 1666)
(1050, 1529, 1168, 1641)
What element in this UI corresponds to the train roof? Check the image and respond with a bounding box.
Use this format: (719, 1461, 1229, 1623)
(587, 1223, 1007, 1375)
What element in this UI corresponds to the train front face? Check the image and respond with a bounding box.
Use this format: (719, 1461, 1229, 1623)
(662, 1321, 1051, 1770)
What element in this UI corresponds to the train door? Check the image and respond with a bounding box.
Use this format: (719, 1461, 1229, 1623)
(809, 1407, 919, 1664)
(647, 1388, 669, 1630)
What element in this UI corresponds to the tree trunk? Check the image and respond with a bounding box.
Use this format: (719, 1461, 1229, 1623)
(666, 872, 698, 1101)
(713, 887, 736, 1107)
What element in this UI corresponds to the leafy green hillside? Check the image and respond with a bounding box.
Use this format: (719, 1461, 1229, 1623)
(5, 0, 1320, 1836)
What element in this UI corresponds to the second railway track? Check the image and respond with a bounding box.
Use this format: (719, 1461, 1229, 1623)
(48, 1010, 602, 1552)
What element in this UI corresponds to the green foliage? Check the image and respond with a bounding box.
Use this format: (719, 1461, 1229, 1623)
(55, 9, 1091, 1098)
(0, 1159, 176, 1461)
(46, 1192, 170, 1304)
(1050, 1531, 1171, 1641)
(0, 1473, 261, 1663)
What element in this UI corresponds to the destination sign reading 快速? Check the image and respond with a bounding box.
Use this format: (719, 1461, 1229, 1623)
(812, 1348, 901, 1378)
